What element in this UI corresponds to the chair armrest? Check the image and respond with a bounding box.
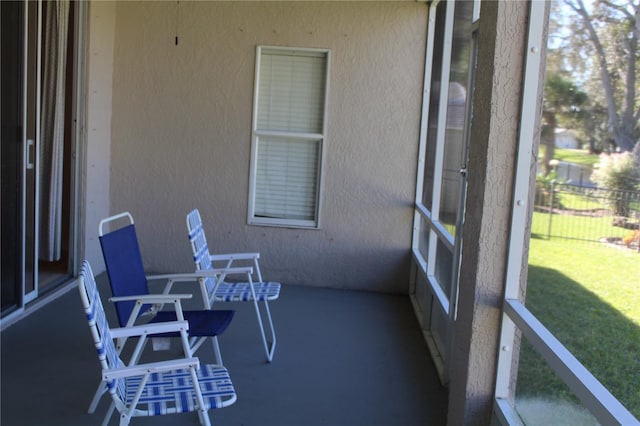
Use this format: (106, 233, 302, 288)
(204, 267, 254, 276)
(112, 294, 191, 327)
(110, 320, 190, 339)
(147, 273, 202, 282)
(104, 357, 200, 380)
(210, 252, 260, 262)
(147, 269, 253, 282)
(147, 270, 256, 309)
(109, 294, 193, 303)
(208, 254, 264, 283)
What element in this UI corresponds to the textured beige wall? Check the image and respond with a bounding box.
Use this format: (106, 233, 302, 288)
(83, 1, 115, 273)
(109, 1, 427, 292)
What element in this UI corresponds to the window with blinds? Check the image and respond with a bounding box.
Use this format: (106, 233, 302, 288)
(249, 46, 329, 228)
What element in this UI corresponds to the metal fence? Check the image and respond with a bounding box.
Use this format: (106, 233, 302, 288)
(533, 181, 640, 250)
(554, 161, 594, 187)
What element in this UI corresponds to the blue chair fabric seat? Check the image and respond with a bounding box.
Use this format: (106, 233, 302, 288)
(149, 310, 234, 338)
(99, 222, 235, 338)
(99, 219, 234, 347)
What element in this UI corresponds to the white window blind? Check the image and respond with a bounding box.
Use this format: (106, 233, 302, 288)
(249, 47, 329, 227)
(257, 50, 326, 133)
(254, 136, 320, 221)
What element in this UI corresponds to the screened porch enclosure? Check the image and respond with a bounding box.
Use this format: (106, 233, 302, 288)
(3, 1, 637, 424)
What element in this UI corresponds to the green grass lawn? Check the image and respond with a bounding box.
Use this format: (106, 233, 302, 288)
(554, 148, 601, 167)
(539, 147, 601, 168)
(518, 212, 640, 418)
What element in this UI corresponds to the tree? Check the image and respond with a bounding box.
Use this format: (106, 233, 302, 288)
(582, 103, 614, 154)
(560, 0, 639, 153)
(541, 73, 588, 174)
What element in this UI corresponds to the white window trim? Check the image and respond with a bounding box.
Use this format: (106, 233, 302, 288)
(248, 45, 330, 229)
(412, 0, 456, 317)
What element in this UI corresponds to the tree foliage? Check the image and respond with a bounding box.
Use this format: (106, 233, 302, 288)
(541, 73, 588, 174)
(544, 74, 588, 126)
(591, 152, 640, 190)
(549, 0, 640, 153)
(591, 152, 640, 215)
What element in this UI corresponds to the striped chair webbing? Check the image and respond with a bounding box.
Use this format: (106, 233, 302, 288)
(215, 281, 281, 302)
(80, 261, 127, 400)
(187, 221, 205, 242)
(189, 227, 217, 294)
(94, 304, 127, 400)
(124, 364, 236, 416)
(187, 209, 282, 301)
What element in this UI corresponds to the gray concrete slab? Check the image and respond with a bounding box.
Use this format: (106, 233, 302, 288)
(1, 274, 447, 425)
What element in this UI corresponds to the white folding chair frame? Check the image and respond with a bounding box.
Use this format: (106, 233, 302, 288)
(187, 209, 279, 362)
(79, 261, 236, 426)
(86, 270, 251, 416)
(92, 212, 249, 415)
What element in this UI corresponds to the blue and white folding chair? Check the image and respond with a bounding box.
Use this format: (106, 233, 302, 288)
(88, 212, 251, 415)
(187, 208, 280, 362)
(98, 212, 245, 363)
(79, 260, 236, 426)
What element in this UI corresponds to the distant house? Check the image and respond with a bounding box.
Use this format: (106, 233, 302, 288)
(555, 128, 580, 149)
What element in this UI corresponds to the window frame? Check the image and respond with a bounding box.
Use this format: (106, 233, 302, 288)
(410, 0, 474, 383)
(247, 45, 330, 229)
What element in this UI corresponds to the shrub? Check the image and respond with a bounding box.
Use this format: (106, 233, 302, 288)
(622, 229, 640, 247)
(535, 172, 558, 208)
(591, 152, 640, 216)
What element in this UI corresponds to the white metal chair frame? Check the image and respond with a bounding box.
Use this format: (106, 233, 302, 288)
(86, 271, 246, 417)
(98, 212, 254, 363)
(88, 212, 251, 416)
(187, 208, 280, 362)
(79, 261, 237, 426)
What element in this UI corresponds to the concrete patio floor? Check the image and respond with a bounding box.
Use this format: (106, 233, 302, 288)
(1, 273, 448, 425)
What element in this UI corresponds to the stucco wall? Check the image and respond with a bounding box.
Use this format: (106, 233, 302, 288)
(108, 1, 427, 292)
(83, 1, 115, 272)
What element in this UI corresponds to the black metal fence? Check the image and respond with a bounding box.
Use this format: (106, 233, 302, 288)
(534, 181, 640, 250)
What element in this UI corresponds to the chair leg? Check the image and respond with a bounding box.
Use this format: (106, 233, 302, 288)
(252, 299, 276, 362)
(199, 409, 212, 426)
(189, 367, 212, 426)
(118, 413, 131, 426)
(102, 401, 117, 426)
(212, 336, 223, 365)
(263, 300, 277, 361)
(197, 407, 212, 426)
(88, 381, 108, 413)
